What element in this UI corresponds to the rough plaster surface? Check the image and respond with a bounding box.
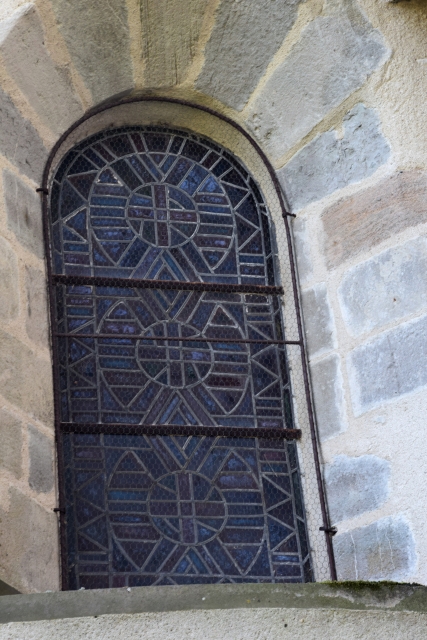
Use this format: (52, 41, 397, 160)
(0, 237, 18, 320)
(0, 487, 58, 593)
(2, 607, 427, 640)
(0, 329, 53, 424)
(246, 0, 387, 158)
(28, 425, 54, 494)
(323, 170, 427, 270)
(339, 236, 427, 337)
(0, 408, 22, 479)
(310, 353, 346, 441)
(197, 0, 303, 110)
(301, 283, 336, 357)
(0, 86, 47, 181)
(0, 4, 83, 134)
(348, 313, 427, 415)
(3, 169, 44, 258)
(279, 103, 390, 211)
(334, 516, 416, 581)
(324, 455, 390, 524)
(49, 0, 133, 103)
(25, 266, 48, 347)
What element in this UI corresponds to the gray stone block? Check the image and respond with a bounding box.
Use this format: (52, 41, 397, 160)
(279, 104, 390, 211)
(247, 1, 387, 159)
(28, 425, 54, 494)
(310, 353, 346, 441)
(292, 217, 313, 285)
(0, 328, 53, 424)
(324, 455, 390, 524)
(334, 516, 416, 581)
(0, 5, 83, 134)
(50, 0, 133, 104)
(25, 266, 49, 348)
(339, 237, 427, 336)
(0, 408, 22, 478)
(0, 87, 47, 181)
(302, 283, 336, 358)
(348, 314, 427, 415)
(0, 237, 19, 320)
(3, 169, 44, 258)
(196, 0, 302, 110)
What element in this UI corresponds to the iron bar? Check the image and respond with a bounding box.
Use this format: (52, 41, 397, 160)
(55, 332, 301, 345)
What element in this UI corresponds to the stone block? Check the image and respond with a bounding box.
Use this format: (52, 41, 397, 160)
(141, 0, 207, 87)
(0, 5, 83, 134)
(25, 266, 49, 348)
(302, 283, 336, 358)
(246, 1, 387, 159)
(28, 425, 54, 494)
(0, 236, 19, 320)
(279, 104, 390, 211)
(0, 407, 22, 478)
(0, 328, 53, 424)
(339, 237, 427, 337)
(50, 0, 133, 104)
(0, 87, 47, 182)
(348, 314, 427, 415)
(0, 487, 58, 593)
(323, 171, 427, 270)
(196, 0, 302, 110)
(3, 169, 44, 258)
(292, 217, 313, 285)
(310, 353, 346, 441)
(334, 516, 416, 581)
(324, 455, 390, 524)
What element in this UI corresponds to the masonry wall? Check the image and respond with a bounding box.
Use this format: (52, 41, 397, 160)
(0, 0, 425, 592)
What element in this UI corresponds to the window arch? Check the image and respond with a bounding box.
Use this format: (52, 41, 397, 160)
(49, 125, 313, 588)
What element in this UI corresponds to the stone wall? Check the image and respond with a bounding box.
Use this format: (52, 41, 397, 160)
(0, 0, 425, 591)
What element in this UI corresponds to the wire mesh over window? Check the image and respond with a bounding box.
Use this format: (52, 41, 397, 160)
(48, 126, 313, 588)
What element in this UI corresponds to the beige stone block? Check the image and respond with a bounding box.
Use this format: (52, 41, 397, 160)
(322, 171, 427, 270)
(3, 169, 44, 259)
(0, 236, 19, 320)
(0, 329, 53, 425)
(25, 266, 49, 348)
(0, 487, 59, 593)
(28, 425, 54, 494)
(0, 407, 22, 478)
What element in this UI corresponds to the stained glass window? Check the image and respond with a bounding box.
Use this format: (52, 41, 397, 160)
(48, 126, 312, 588)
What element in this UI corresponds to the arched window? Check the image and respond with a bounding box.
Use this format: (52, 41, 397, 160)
(48, 125, 312, 589)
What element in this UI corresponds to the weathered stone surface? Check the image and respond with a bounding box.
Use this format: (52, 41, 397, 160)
(28, 425, 54, 494)
(279, 104, 390, 211)
(0, 4, 83, 134)
(302, 283, 336, 358)
(0, 87, 47, 181)
(339, 237, 427, 337)
(196, 0, 302, 110)
(348, 314, 427, 415)
(141, 0, 207, 87)
(3, 169, 44, 258)
(0, 237, 19, 320)
(50, 0, 133, 104)
(0, 329, 53, 424)
(25, 266, 49, 348)
(334, 516, 416, 581)
(0, 487, 58, 593)
(247, 1, 387, 158)
(310, 353, 345, 441)
(323, 171, 427, 270)
(0, 407, 22, 478)
(292, 217, 313, 284)
(324, 455, 390, 524)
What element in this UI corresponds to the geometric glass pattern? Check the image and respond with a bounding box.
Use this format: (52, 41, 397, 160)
(49, 126, 313, 587)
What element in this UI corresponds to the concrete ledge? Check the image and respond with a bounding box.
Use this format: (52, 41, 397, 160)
(1, 582, 427, 624)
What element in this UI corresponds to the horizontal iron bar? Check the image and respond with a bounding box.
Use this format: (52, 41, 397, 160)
(60, 422, 301, 440)
(52, 274, 284, 295)
(55, 332, 301, 345)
